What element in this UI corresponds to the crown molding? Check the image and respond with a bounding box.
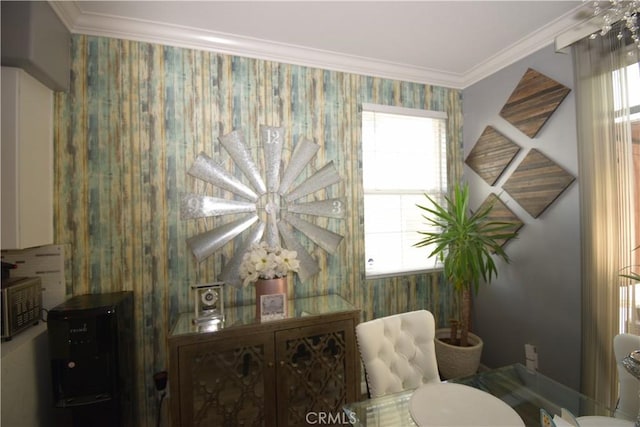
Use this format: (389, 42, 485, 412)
(555, 14, 602, 52)
(49, 1, 586, 90)
(462, 4, 588, 88)
(49, 1, 465, 88)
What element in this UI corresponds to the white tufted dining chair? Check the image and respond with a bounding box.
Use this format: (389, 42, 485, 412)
(614, 333, 640, 420)
(355, 310, 441, 398)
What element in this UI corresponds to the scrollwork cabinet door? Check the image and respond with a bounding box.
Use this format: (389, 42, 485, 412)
(274, 319, 358, 427)
(178, 333, 276, 427)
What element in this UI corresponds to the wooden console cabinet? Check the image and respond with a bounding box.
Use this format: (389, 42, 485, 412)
(169, 294, 360, 427)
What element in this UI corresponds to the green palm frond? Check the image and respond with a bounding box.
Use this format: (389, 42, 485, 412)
(620, 246, 640, 282)
(621, 272, 640, 282)
(414, 183, 518, 294)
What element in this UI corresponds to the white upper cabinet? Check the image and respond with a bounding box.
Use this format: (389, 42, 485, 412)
(1, 66, 54, 249)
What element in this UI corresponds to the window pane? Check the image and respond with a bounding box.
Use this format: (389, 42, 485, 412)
(613, 63, 640, 111)
(363, 105, 447, 277)
(402, 231, 440, 271)
(365, 231, 403, 275)
(362, 110, 446, 192)
(364, 195, 402, 233)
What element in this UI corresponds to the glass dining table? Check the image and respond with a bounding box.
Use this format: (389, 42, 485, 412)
(343, 364, 626, 427)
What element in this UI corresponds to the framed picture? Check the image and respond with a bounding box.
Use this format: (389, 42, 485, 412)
(260, 292, 287, 321)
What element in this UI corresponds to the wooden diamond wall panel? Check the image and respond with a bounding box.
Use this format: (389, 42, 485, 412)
(499, 68, 571, 138)
(502, 149, 575, 218)
(477, 193, 523, 247)
(465, 126, 521, 186)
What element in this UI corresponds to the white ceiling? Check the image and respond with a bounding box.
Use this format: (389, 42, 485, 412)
(50, 1, 592, 89)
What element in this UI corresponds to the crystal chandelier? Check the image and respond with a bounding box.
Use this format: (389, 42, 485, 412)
(588, 0, 640, 49)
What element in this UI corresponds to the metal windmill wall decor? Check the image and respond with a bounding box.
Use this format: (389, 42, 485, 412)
(181, 125, 345, 287)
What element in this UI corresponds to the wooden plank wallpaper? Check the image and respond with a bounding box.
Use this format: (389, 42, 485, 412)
(54, 35, 463, 425)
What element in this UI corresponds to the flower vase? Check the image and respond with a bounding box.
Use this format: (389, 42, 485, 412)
(255, 277, 288, 319)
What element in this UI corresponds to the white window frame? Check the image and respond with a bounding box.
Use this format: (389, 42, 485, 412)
(362, 103, 448, 279)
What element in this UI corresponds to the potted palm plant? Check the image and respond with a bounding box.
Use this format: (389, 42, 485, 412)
(414, 183, 519, 378)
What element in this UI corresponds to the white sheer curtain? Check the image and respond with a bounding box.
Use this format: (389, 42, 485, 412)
(573, 26, 639, 407)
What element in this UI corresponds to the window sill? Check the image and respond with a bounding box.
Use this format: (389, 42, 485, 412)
(365, 265, 443, 281)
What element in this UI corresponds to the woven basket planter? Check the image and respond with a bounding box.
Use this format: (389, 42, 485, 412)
(435, 328, 484, 380)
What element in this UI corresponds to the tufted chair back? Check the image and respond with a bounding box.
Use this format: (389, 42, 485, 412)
(614, 333, 640, 420)
(355, 310, 441, 398)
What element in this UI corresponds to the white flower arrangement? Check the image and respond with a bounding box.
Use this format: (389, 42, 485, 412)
(239, 242, 300, 287)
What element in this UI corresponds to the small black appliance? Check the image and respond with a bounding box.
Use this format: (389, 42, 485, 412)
(47, 291, 134, 427)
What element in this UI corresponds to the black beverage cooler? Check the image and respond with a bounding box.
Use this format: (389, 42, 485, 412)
(48, 291, 134, 427)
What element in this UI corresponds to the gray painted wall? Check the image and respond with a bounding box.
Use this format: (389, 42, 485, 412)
(462, 44, 581, 389)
